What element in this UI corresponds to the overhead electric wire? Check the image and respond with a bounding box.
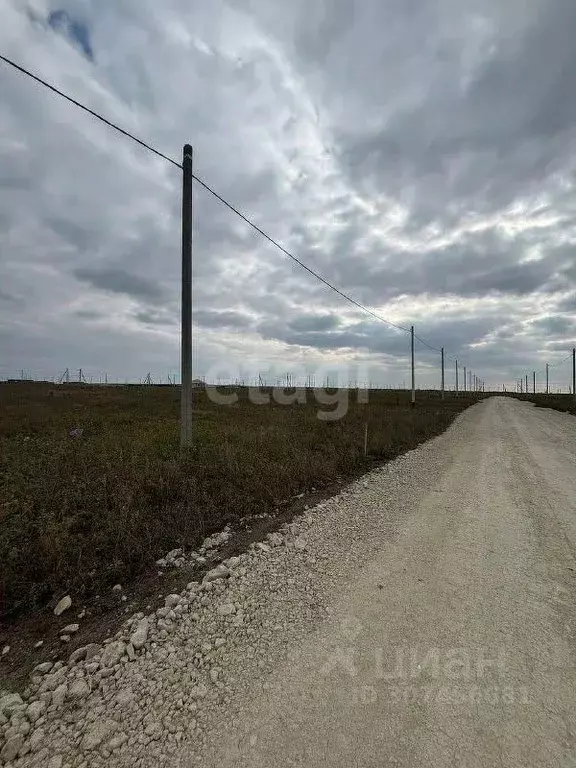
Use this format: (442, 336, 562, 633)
(0, 54, 410, 334)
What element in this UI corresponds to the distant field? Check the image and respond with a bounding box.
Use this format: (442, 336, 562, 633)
(0, 382, 484, 619)
(517, 392, 576, 416)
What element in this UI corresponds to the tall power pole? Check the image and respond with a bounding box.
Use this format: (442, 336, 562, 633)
(455, 359, 459, 396)
(441, 347, 445, 400)
(573, 348, 575, 403)
(533, 371, 536, 394)
(180, 144, 193, 447)
(463, 366, 467, 393)
(410, 326, 415, 406)
(546, 363, 549, 395)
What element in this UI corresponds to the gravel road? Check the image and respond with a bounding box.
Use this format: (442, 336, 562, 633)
(3, 397, 576, 768)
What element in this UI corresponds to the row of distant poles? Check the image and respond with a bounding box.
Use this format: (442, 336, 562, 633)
(409, 326, 485, 406)
(512, 350, 576, 395)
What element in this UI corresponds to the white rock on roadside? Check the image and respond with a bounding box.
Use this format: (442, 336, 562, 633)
(69, 643, 99, 664)
(0, 693, 23, 716)
(68, 679, 90, 700)
(53, 595, 72, 616)
(130, 618, 149, 650)
(164, 594, 181, 608)
(100, 641, 126, 668)
(51, 684, 67, 708)
(0, 734, 24, 762)
(34, 662, 53, 675)
(267, 532, 284, 547)
(61, 624, 79, 634)
(203, 565, 231, 584)
(26, 700, 46, 723)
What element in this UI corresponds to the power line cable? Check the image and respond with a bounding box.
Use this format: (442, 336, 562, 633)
(0, 54, 410, 334)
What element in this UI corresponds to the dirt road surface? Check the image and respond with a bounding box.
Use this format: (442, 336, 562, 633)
(194, 397, 576, 768)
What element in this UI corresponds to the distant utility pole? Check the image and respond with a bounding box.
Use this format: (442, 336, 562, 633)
(573, 348, 576, 403)
(463, 366, 467, 393)
(455, 359, 459, 396)
(525, 374, 528, 394)
(410, 325, 415, 405)
(180, 144, 193, 447)
(441, 347, 445, 400)
(546, 363, 549, 394)
(533, 371, 536, 394)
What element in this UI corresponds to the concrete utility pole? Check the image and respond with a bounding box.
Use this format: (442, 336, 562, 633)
(180, 144, 193, 447)
(573, 348, 575, 403)
(441, 347, 445, 400)
(546, 363, 549, 395)
(525, 374, 528, 394)
(533, 371, 536, 394)
(410, 326, 415, 406)
(463, 366, 467, 393)
(455, 359, 459, 396)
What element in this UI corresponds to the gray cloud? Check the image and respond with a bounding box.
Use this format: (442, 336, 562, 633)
(1, 0, 576, 389)
(72, 267, 166, 305)
(194, 310, 253, 329)
(288, 314, 339, 332)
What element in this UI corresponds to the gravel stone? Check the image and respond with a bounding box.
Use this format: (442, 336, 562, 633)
(0, 734, 24, 762)
(26, 700, 46, 723)
(0, 693, 23, 717)
(53, 596, 72, 616)
(61, 624, 79, 635)
(130, 619, 149, 650)
(100, 641, 126, 668)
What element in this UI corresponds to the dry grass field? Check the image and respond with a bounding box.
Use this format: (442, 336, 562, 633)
(0, 382, 484, 620)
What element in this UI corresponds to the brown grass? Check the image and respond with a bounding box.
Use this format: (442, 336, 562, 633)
(0, 382, 483, 620)
(512, 392, 576, 416)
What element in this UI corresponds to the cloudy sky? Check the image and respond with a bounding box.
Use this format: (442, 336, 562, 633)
(1, 0, 576, 390)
